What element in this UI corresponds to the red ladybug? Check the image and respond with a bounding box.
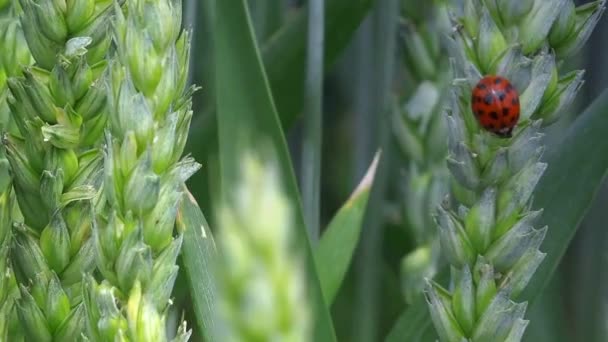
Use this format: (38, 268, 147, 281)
(471, 75, 520, 138)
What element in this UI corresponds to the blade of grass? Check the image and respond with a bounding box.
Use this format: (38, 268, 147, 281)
(521, 88, 608, 302)
(264, 0, 375, 127)
(384, 296, 432, 342)
(214, 0, 336, 340)
(566, 181, 608, 341)
(186, 0, 375, 220)
(384, 89, 608, 340)
(523, 275, 569, 342)
(186, 0, 374, 227)
(186, 0, 375, 161)
(248, 0, 283, 42)
(185, 0, 216, 211)
(301, 0, 325, 241)
(177, 188, 218, 341)
(315, 153, 378, 304)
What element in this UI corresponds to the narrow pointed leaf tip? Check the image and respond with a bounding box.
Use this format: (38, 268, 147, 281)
(315, 151, 378, 303)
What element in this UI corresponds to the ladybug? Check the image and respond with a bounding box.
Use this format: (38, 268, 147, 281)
(471, 75, 520, 138)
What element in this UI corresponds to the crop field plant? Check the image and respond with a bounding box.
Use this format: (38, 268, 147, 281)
(0, 0, 607, 341)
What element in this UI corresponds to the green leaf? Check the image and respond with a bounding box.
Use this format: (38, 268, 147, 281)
(523, 276, 568, 342)
(315, 153, 378, 305)
(187, 0, 375, 157)
(566, 187, 608, 342)
(214, 1, 336, 341)
(185, 0, 375, 220)
(384, 296, 432, 342)
(248, 0, 283, 41)
(177, 189, 217, 341)
(264, 0, 375, 128)
(386, 311, 435, 342)
(384, 90, 608, 341)
(521, 88, 608, 302)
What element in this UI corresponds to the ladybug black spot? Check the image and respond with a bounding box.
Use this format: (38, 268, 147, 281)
(497, 92, 506, 101)
(475, 96, 482, 103)
(476, 110, 484, 117)
(484, 94, 493, 105)
(490, 111, 498, 119)
(506, 84, 513, 92)
(502, 108, 509, 116)
(477, 83, 487, 90)
(512, 98, 519, 105)
(494, 78, 502, 84)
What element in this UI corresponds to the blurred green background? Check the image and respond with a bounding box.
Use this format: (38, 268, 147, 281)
(181, 0, 608, 341)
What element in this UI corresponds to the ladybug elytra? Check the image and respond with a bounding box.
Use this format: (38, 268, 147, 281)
(471, 75, 520, 138)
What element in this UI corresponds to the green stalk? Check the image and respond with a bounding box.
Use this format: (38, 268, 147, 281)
(425, 1, 605, 341)
(301, 0, 325, 242)
(3, 1, 115, 339)
(83, 0, 197, 340)
(352, 18, 374, 179)
(353, 0, 399, 340)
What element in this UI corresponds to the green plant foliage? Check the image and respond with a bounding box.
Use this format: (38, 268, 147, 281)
(263, 0, 375, 128)
(213, 152, 313, 341)
(522, 88, 608, 302)
(83, 0, 197, 340)
(187, 0, 375, 155)
(385, 89, 608, 341)
(178, 188, 218, 341)
(213, 0, 336, 340)
(2, 0, 608, 340)
(421, 0, 604, 339)
(315, 153, 377, 304)
(394, 0, 451, 305)
(384, 296, 431, 342)
(3, 2, 113, 339)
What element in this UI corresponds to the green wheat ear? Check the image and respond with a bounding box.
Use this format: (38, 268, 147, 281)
(425, 0, 605, 341)
(213, 151, 311, 342)
(396, 0, 451, 304)
(83, 0, 197, 340)
(0, 2, 31, 129)
(1, 1, 116, 340)
(0, 161, 17, 341)
(0, 3, 30, 339)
